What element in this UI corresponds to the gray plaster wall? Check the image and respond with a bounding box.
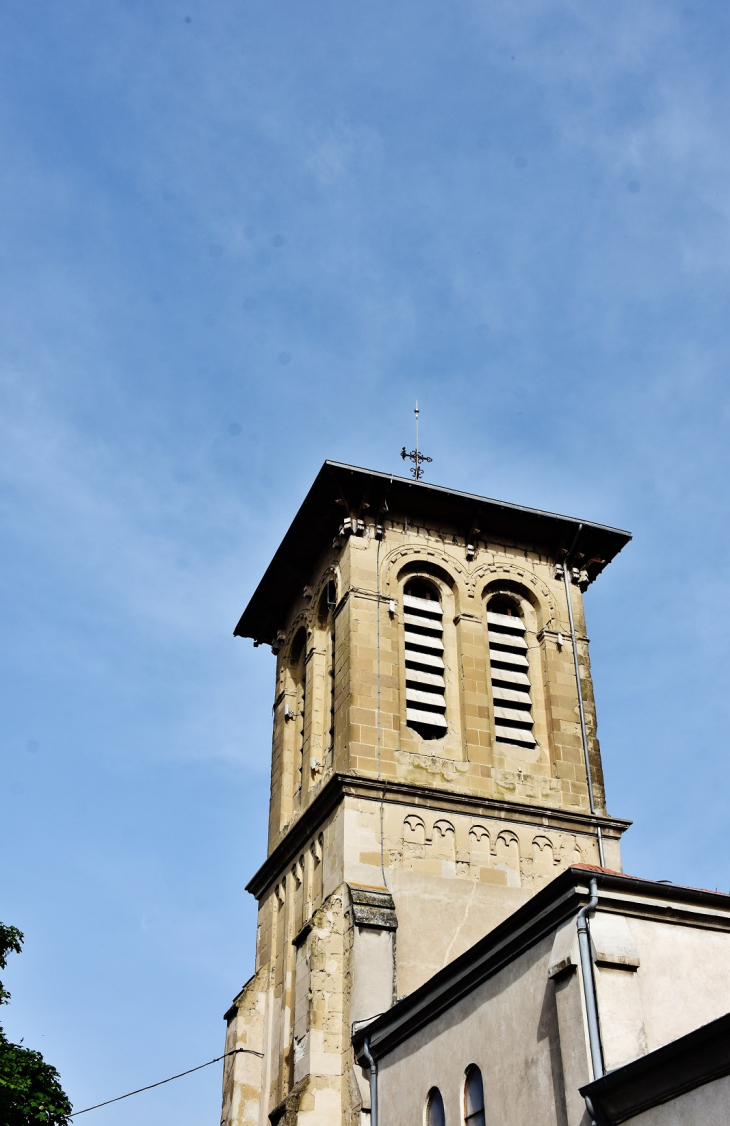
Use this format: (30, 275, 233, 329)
(378, 933, 568, 1126)
(624, 917, 730, 1051)
(629, 1072, 730, 1126)
(374, 901, 730, 1126)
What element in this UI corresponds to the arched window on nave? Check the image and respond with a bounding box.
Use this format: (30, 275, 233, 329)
(426, 1086, 446, 1126)
(464, 1065, 486, 1126)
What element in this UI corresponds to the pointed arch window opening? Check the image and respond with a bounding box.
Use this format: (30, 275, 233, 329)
(487, 594, 536, 748)
(403, 578, 447, 740)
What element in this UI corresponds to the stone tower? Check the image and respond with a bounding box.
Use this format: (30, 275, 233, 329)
(220, 461, 631, 1126)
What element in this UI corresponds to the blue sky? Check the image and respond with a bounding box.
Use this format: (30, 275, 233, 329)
(2, 0, 730, 1121)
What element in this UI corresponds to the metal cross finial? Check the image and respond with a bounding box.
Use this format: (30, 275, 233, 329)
(401, 400, 433, 480)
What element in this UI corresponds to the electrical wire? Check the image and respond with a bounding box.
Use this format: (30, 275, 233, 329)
(68, 1047, 264, 1117)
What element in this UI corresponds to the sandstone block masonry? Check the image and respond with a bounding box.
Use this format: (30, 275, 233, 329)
(220, 461, 631, 1126)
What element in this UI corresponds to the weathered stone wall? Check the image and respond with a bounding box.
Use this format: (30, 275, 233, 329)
(222, 506, 624, 1125)
(224, 879, 399, 1126)
(265, 515, 609, 853)
(221, 968, 268, 1126)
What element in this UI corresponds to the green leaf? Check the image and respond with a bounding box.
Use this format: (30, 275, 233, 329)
(0, 924, 72, 1124)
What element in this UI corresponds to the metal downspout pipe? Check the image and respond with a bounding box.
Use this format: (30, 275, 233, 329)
(577, 877, 604, 1124)
(577, 878, 604, 1081)
(361, 1036, 378, 1126)
(562, 524, 605, 868)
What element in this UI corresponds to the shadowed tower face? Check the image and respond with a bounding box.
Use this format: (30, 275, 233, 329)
(220, 462, 631, 1126)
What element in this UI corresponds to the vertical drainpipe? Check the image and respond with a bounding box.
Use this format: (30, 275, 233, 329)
(562, 524, 605, 868)
(361, 1036, 378, 1126)
(577, 878, 604, 1080)
(577, 877, 604, 1125)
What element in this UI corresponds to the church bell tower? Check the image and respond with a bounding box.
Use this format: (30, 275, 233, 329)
(220, 461, 631, 1126)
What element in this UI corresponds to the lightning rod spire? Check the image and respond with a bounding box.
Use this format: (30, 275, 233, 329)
(401, 400, 433, 480)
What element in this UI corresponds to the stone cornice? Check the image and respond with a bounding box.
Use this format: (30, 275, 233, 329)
(246, 772, 632, 901)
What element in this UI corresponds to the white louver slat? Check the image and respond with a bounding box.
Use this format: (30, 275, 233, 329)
(405, 668, 446, 688)
(404, 585, 447, 738)
(488, 630, 528, 650)
(404, 630, 444, 651)
(403, 612, 443, 629)
(405, 649, 444, 670)
(494, 705, 535, 724)
(487, 610, 526, 631)
(492, 685, 532, 706)
(488, 601, 536, 748)
(406, 708, 448, 728)
(408, 686, 448, 707)
(403, 593, 443, 617)
(488, 648, 528, 668)
(494, 724, 536, 746)
(490, 667, 530, 686)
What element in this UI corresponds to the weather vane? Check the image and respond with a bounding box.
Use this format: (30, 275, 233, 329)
(401, 401, 433, 480)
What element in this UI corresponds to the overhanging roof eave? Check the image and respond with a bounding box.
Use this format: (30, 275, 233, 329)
(322, 461, 632, 540)
(234, 461, 632, 644)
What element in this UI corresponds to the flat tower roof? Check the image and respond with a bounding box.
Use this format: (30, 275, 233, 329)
(235, 461, 631, 645)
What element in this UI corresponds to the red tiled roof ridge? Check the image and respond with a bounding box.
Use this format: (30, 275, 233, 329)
(571, 863, 635, 877)
(571, 863, 729, 897)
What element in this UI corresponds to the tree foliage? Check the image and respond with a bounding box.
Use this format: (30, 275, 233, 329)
(0, 923, 72, 1126)
(0, 924, 24, 1006)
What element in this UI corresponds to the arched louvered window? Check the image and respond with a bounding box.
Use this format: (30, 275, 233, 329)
(290, 627, 307, 797)
(487, 595, 535, 748)
(464, 1066, 485, 1126)
(318, 580, 337, 752)
(426, 1087, 446, 1126)
(403, 578, 447, 740)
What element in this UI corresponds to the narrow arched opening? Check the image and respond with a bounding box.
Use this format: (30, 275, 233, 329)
(464, 1065, 485, 1126)
(426, 1087, 446, 1126)
(318, 580, 338, 753)
(403, 577, 447, 740)
(486, 593, 535, 748)
(289, 626, 307, 799)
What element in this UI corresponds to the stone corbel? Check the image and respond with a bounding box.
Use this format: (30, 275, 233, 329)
(348, 884, 398, 931)
(465, 520, 481, 561)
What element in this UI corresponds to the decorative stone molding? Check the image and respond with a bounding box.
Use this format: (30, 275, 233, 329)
(247, 773, 630, 900)
(285, 612, 310, 657)
(348, 884, 398, 931)
(380, 544, 471, 598)
(310, 564, 340, 617)
(471, 562, 559, 621)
